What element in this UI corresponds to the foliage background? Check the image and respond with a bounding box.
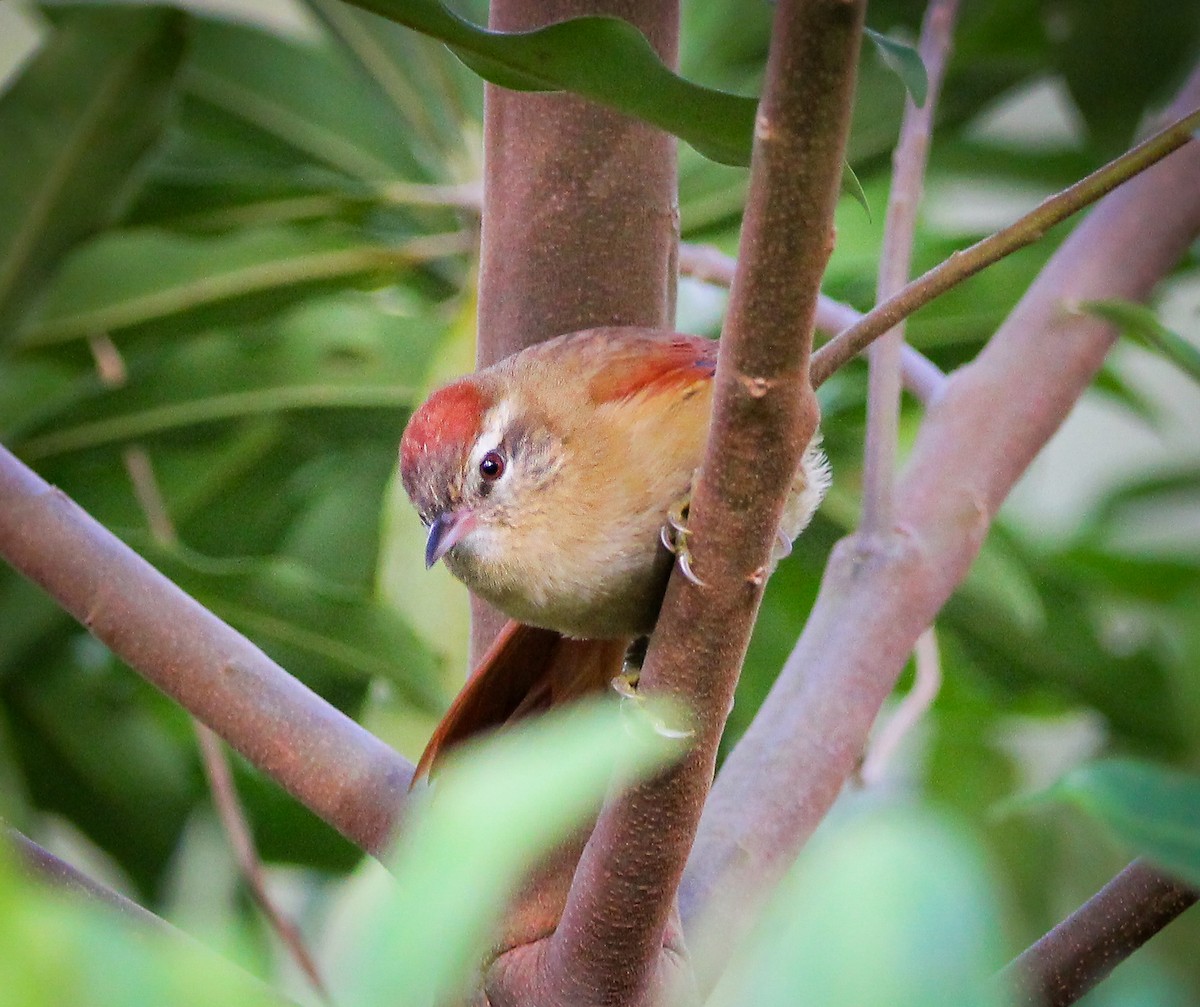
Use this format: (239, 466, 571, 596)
(0, 0, 1198, 1001)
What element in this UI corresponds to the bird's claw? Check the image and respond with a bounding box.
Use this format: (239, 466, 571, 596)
(611, 666, 641, 700)
(660, 498, 707, 587)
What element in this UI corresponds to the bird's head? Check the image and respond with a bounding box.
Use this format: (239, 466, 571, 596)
(399, 377, 561, 572)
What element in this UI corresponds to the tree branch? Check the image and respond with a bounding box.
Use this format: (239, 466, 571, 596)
(1000, 860, 1199, 1006)
(536, 2, 865, 1004)
(683, 66, 1200, 963)
(860, 0, 959, 540)
(810, 102, 1200, 387)
(0, 445, 413, 854)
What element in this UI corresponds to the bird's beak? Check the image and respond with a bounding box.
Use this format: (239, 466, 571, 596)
(425, 509, 476, 569)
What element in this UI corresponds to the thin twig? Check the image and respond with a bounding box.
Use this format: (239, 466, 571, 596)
(1000, 860, 1199, 1006)
(678, 242, 947, 404)
(194, 724, 331, 1000)
(860, 0, 959, 540)
(858, 627, 941, 786)
(810, 104, 1200, 387)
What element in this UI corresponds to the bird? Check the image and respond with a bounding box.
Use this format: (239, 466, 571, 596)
(399, 326, 830, 776)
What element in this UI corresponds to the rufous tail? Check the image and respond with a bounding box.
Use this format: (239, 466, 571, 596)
(413, 621, 630, 782)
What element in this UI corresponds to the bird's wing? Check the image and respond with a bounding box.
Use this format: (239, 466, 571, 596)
(586, 332, 718, 405)
(413, 620, 628, 781)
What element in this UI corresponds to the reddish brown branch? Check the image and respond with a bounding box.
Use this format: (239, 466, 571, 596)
(0, 446, 413, 854)
(470, 0, 681, 667)
(536, 2, 865, 1004)
(1001, 860, 1199, 1006)
(683, 66, 1200, 962)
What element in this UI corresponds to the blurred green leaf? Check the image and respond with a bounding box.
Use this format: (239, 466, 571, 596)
(1081, 299, 1200, 387)
(1010, 758, 1200, 888)
(181, 16, 433, 185)
(1078, 467, 1200, 542)
(865, 28, 928, 107)
(341, 698, 685, 1007)
(0, 6, 185, 339)
(142, 542, 442, 710)
(20, 225, 465, 346)
(708, 807, 1007, 1007)
(15, 295, 441, 458)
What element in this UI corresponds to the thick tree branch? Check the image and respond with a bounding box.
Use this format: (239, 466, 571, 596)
(1001, 860, 1199, 1006)
(470, 0, 680, 666)
(683, 68, 1200, 959)
(533, 3, 864, 1004)
(860, 0, 959, 540)
(810, 103, 1200, 386)
(0, 446, 413, 854)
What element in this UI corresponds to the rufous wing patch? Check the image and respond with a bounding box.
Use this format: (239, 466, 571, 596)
(587, 335, 718, 405)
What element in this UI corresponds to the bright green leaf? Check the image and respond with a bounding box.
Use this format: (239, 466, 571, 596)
(1009, 758, 1200, 888)
(341, 698, 686, 1007)
(0, 7, 185, 339)
(865, 28, 928, 107)
(1081, 298, 1200, 387)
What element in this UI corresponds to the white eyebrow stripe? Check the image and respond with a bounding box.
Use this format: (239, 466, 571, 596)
(469, 399, 514, 467)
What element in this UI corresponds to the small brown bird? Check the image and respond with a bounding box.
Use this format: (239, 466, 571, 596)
(400, 326, 829, 775)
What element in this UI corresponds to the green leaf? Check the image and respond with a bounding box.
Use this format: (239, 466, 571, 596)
(14, 295, 441, 458)
(708, 808, 1006, 1007)
(0, 7, 185, 339)
(181, 16, 432, 184)
(340, 698, 686, 1007)
(142, 542, 443, 710)
(865, 28, 928, 107)
(1080, 299, 1200, 387)
(19, 224, 466, 346)
(340, 0, 758, 166)
(1010, 758, 1200, 888)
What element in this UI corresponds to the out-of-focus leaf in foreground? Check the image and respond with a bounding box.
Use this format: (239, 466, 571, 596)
(339, 697, 686, 1007)
(707, 807, 1010, 1007)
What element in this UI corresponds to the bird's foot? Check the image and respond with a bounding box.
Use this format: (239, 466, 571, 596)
(659, 498, 706, 587)
(611, 666, 641, 700)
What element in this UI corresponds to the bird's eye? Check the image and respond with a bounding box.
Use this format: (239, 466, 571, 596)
(479, 450, 505, 482)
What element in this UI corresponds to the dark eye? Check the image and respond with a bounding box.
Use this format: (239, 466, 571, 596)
(479, 450, 505, 481)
